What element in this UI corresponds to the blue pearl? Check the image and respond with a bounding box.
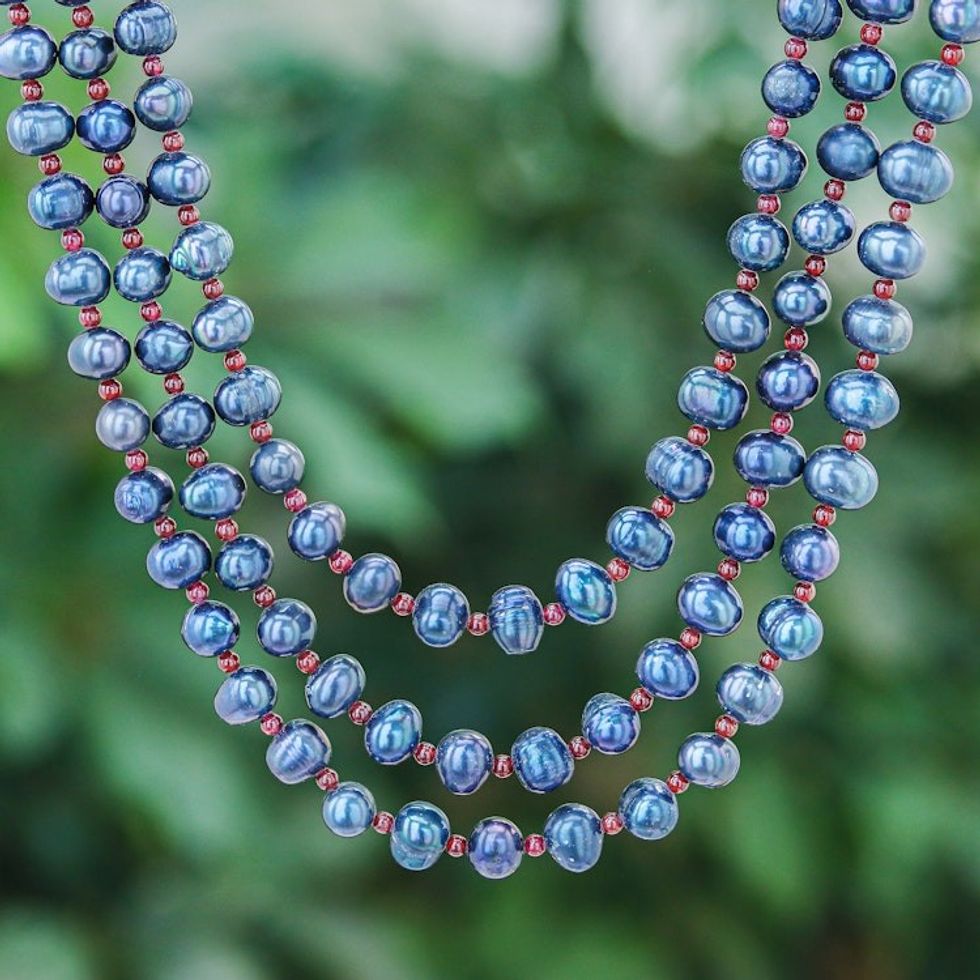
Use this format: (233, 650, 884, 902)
(773, 272, 831, 327)
(113, 247, 171, 303)
(0, 26, 56, 80)
(265, 719, 331, 785)
(846, 0, 916, 23)
(147, 151, 211, 205)
(213, 666, 277, 726)
(677, 573, 743, 636)
(76, 100, 136, 154)
(817, 123, 880, 180)
(135, 320, 193, 375)
(555, 559, 616, 625)
(756, 351, 821, 411)
(581, 693, 640, 755)
(152, 394, 215, 449)
(134, 75, 193, 131)
(250, 439, 305, 494)
(858, 222, 926, 280)
(636, 638, 699, 700)
(6, 101, 73, 156)
(436, 730, 493, 795)
(759, 596, 824, 661)
(364, 700, 422, 765)
(288, 502, 347, 561)
(826, 370, 900, 430)
(257, 598, 316, 657)
(96, 398, 149, 452)
(468, 819, 523, 880)
(717, 664, 784, 725)
(842, 295, 913, 354)
(677, 367, 749, 430)
(726, 214, 790, 272)
(412, 583, 469, 646)
(58, 29, 116, 79)
(305, 654, 365, 719)
(512, 727, 574, 794)
(762, 60, 821, 117)
(181, 600, 239, 657)
(191, 296, 252, 353)
(67, 327, 130, 380)
(902, 61, 972, 124)
(792, 199, 855, 254)
(145, 531, 211, 590)
(713, 502, 777, 562)
(487, 585, 544, 655)
(171, 222, 234, 281)
(780, 524, 840, 581)
(734, 431, 806, 487)
(216, 534, 274, 591)
(322, 783, 376, 838)
(45, 249, 110, 306)
(702, 289, 771, 353)
(390, 802, 449, 872)
(214, 366, 280, 426)
(113, 467, 173, 524)
(740, 137, 807, 194)
(830, 44, 897, 101)
(606, 507, 673, 571)
(930, 0, 980, 43)
(179, 463, 247, 520)
(804, 446, 879, 510)
(544, 804, 603, 873)
(678, 733, 741, 788)
(114, 1, 177, 55)
(96, 175, 151, 229)
(28, 174, 93, 230)
(619, 778, 679, 841)
(878, 141, 954, 204)
(645, 436, 714, 503)
(777, 0, 844, 39)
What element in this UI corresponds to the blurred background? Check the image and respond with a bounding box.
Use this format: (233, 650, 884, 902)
(1, 1, 978, 978)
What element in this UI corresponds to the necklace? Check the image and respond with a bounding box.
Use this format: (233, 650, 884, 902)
(2, 0, 975, 877)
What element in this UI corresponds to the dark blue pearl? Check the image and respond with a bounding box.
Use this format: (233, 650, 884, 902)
(257, 598, 316, 657)
(114, 1, 177, 55)
(412, 583, 469, 646)
(636, 638, 699, 700)
(734, 431, 806, 487)
(214, 366, 280, 426)
(113, 247, 171, 302)
(846, 0, 916, 23)
(759, 596, 824, 661)
(152, 394, 215, 449)
(96, 398, 149, 451)
(713, 502, 777, 562)
(726, 214, 790, 272)
(145, 531, 211, 590)
(740, 137, 807, 194)
(487, 585, 543, 655)
(677, 573, 743, 636)
(250, 439, 305, 494)
(702, 289, 771, 353)
(645, 436, 714, 502)
(436, 730, 493, 795)
(0, 26, 56, 80)
(364, 700, 422, 765)
(58, 29, 116, 79)
(134, 75, 192, 131)
(390, 802, 449, 871)
(179, 463, 247, 520)
(817, 123, 880, 180)
(96, 175, 151, 229)
(773, 271, 831, 327)
(902, 61, 972, 124)
(619, 778, 679, 841)
(468, 818, 523, 880)
(171, 222, 234, 281)
(76, 100, 136, 154)
(606, 507, 673, 571)
(180, 600, 239, 657)
(717, 664, 784, 725)
(756, 351, 821, 411)
(215, 534, 273, 591)
(67, 327, 130, 380)
(6, 102, 74, 156)
(28, 174, 93, 230)
(265, 719, 331, 785)
(45, 249, 110, 306)
(544, 804, 603, 873)
(135, 319, 193, 374)
(777, 0, 844, 39)
(858, 222, 926, 279)
(842, 295, 913, 354)
(147, 151, 211, 205)
(678, 733, 740, 787)
(792, 199, 855, 254)
(113, 467, 173, 524)
(192, 296, 253, 352)
(830, 44, 897, 101)
(762, 60, 821, 117)
(581, 693, 640, 755)
(930, 0, 980, 43)
(305, 653, 365, 719)
(555, 559, 616, 625)
(780, 524, 840, 581)
(804, 446, 879, 510)
(512, 727, 574, 794)
(322, 783, 376, 838)
(878, 140, 954, 204)
(288, 502, 347, 561)
(213, 666, 277, 726)
(677, 367, 749, 430)
(826, 369, 899, 430)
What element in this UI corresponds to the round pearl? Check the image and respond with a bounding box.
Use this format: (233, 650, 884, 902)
(792, 199, 855, 255)
(758, 595, 824, 661)
(114, 247, 172, 303)
(134, 75, 193, 131)
(96, 398, 149, 452)
(113, 467, 173, 524)
(171, 221, 234, 281)
(846, 0, 916, 23)
(213, 366, 281, 426)
(364, 700, 422, 765)
(544, 804, 603, 873)
(740, 137, 807, 194)
(555, 559, 616, 625)
(343, 554, 402, 613)
(145, 531, 211, 590)
(677, 367, 749, 430)
(825, 369, 900, 430)
(677, 573, 743, 636)
(147, 151, 211, 205)
(96, 175, 151, 229)
(436, 730, 493, 795)
(842, 295, 913, 354)
(58, 29, 116, 79)
(606, 507, 674, 571)
(6, 102, 74, 157)
(734, 430, 806, 487)
(215, 534, 274, 591)
(581, 693, 640, 755)
(135, 320, 193, 375)
(322, 782, 376, 838)
(76, 100, 136, 154)
(412, 583, 469, 646)
(179, 463, 247, 520)
(192, 296, 253, 352)
(213, 667, 277, 726)
(0, 26, 56, 80)
(858, 222, 926, 280)
(249, 439, 305, 494)
(45, 249, 111, 306)
(619, 778, 679, 840)
(288, 502, 347, 561)
(930, 0, 980, 43)
(817, 123, 881, 181)
(717, 664, 784, 725)
(487, 585, 544, 655)
(257, 598, 316, 657)
(68, 327, 130, 380)
(305, 653, 365, 719)
(512, 727, 574, 794)
(114, 1, 178, 56)
(469, 818, 523, 880)
(757, 351, 821, 411)
(902, 61, 972, 124)
(265, 719, 331, 785)
(780, 524, 840, 581)
(702, 289, 771, 352)
(181, 600, 240, 657)
(878, 141, 954, 205)
(390, 802, 450, 872)
(804, 446, 879, 510)
(762, 60, 821, 117)
(773, 272, 831, 327)
(151, 393, 216, 449)
(636, 638, 699, 700)
(777, 0, 844, 39)
(713, 502, 777, 562)
(28, 174, 93, 230)
(830, 44, 897, 102)
(645, 436, 714, 502)
(678, 733, 740, 788)
(727, 214, 790, 272)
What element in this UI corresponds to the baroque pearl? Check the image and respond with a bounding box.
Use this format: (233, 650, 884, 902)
(830, 44, 897, 102)
(257, 598, 316, 657)
(113, 247, 172, 303)
(636, 638, 699, 700)
(777, 0, 844, 39)
(804, 446, 879, 510)
(213, 667, 277, 726)
(145, 531, 211, 589)
(858, 222, 926, 280)
(96, 175, 151, 229)
(678, 733, 740, 788)
(6, 101, 74, 156)
(152, 393, 216, 449)
(555, 559, 616, 625)
(28, 174, 93, 230)
(712, 502, 776, 562)
(390, 802, 450, 872)
(717, 664, 784, 725)
(344, 554, 402, 613)
(170, 221, 233, 280)
(773, 272, 831, 328)
(762, 60, 821, 118)
(215, 534, 274, 591)
(581, 693, 640, 755)
(734, 431, 806, 487)
(544, 804, 603, 873)
(134, 75, 193, 131)
(364, 699, 422, 765)
(179, 463, 247, 520)
(619, 778, 679, 840)
(792, 199, 855, 254)
(135, 320, 193, 375)
(469, 818, 524, 880)
(305, 654, 365, 719)
(148, 151, 212, 205)
(846, 0, 916, 24)
(817, 122, 880, 180)
(114, 1, 178, 56)
(96, 397, 149, 452)
(181, 600, 239, 657)
(58, 29, 116, 80)
(902, 61, 972, 124)
(265, 719, 331, 785)
(45, 249, 111, 306)
(756, 351, 821, 411)
(878, 140, 954, 204)
(758, 595, 824, 661)
(192, 296, 253, 352)
(436, 730, 493, 795)
(930, 0, 980, 43)
(842, 295, 913, 354)
(677, 573, 743, 636)
(727, 213, 790, 271)
(488, 585, 544, 655)
(76, 100, 136, 154)
(780, 524, 840, 581)
(677, 367, 749, 430)
(214, 366, 281, 426)
(288, 502, 346, 561)
(511, 727, 574, 794)
(702, 289, 771, 352)
(740, 136, 807, 194)
(0, 26, 56, 80)
(412, 583, 469, 646)
(606, 507, 673, 571)
(825, 370, 900, 430)
(322, 783, 376, 838)
(645, 436, 714, 502)
(250, 439, 305, 494)
(68, 327, 130, 380)
(113, 467, 173, 524)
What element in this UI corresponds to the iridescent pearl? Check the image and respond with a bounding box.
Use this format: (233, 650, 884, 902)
(487, 585, 544, 655)
(702, 289, 771, 352)
(678, 733, 740, 788)
(135, 320, 193, 375)
(151, 393, 216, 449)
(322, 782, 376, 838)
(817, 123, 881, 181)
(134, 76, 193, 131)
(113, 247, 172, 303)
(717, 664, 784, 725)
(192, 296, 253, 352)
(113, 467, 173, 524)
(249, 439, 305, 494)
(792, 199, 855, 254)
(636, 638, 699, 700)
(114, 1, 178, 56)
(619, 778, 679, 840)
(734, 431, 806, 487)
(555, 559, 616, 625)
(726, 214, 790, 272)
(364, 700, 422, 765)
(147, 151, 211, 206)
(581, 693, 640, 755)
(412, 583, 469, 646)
(606, 507, 673, 571)
(215, 534, 274, 591)
(265, 719, 331, 785)
(305, 653, 365, 719)
(288, 501, 347, 561)
(713, 502, 777, 562)
(877, 141, 954, 205)
(762, 60, 821, 117)
(145, 530, 211, 589)
(28, 174, 93, 230)
(213, 666, 277, 726)
(858, 222, 926, 280)
(67, 327, 130, 380)
(45, 249, 111, 306)
(773, 272, 831, 327)
(677, 367, 749, 430)
(740, 137, 807, 194)
(76, 100, 136, 154)
(96, 175, 151, 229)
(544, 804, 603, 873)
(469, 818, 523, 880)
(758, 595, 824, 661)
(777, 0, 844, 39)
(930, 0, 980, 43)
(213, 366, 281, 426)
(825, 370, 900, 430)
(257, 598, 316, 657)
(436, 730, 493, 795)
(58, 29, 116, 79)
(96, 397, 149, 451)
(757, 351, 821, 411)
(780, 524, 840, 580)
(390, 802, 450, 872)
(0, 26, 56, 80)
(846, 0, 916, 23)
(677, 573, 743, 636)
(179, 463, 247, 520)
(902, 61, 972, 124)
(180, 600, 239, 657)
(6, 101, 74, 156)
(830, 44, 897, 101)
(343, 554, 402, 613)
(645, 436, 714, 503)
(804, 446, 879, 510)
(171, 222, 233, 281)
(511, 727, 574, 794)
(842, 295, 913, 354)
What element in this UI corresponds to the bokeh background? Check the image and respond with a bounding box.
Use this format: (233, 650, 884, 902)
(1, 2, 978, 978)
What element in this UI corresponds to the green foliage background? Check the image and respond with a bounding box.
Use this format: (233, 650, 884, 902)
(1, 2, 978, 978)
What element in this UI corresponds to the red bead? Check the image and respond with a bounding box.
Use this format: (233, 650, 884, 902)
(296, 650, 321, 675)
(103, 154, 125, 176)
(186, 446, 209, 469)
(872, 281, 896, 304)
(843, 428, 867, 452)
(372, 811, 394, 835)
(666, 771, 689, 795)
(845, 101, 866, 122)
(219, 350, 245, 374)
(413, 741, 436, 766)
(203, 278, 224, 300)
(543, 602, 566, 626)
(794, 581, 816, 604)
(178, 205, 200, 226)
(784, 37, 807, 60)
(606, 557, 631, 582)
(857, 349, 879, 372)
(717, 558, 741, 582)
(249, 420, 273, 443)
(140, 301, 162, 322)
(446, 834, 468, 858)
(79, 306, 102, 328)
(630, 687, 654, 712)
(284, 488, 308, 513)
(215, 518, 239, 542)
(770, 412, 793, 435)
(328, 549, 353, 575)
(759, 649, 781, 672)
(154, 516, 177, 539)
(889, 200, 912, 223)
(8, 4, 29, 26)
(824, 179, 845, 202)
(715, 714, 739, 738)
(813, 504, 837, 527)
(735, 269, 759, 292)
(714, 350, 736, 373)
(20, 79, 42, 101)
(942, 44, 965, 67)
(186, 581, 209, 605)
(315, 768, 339, 792)
(125, 449, 148, 472)
(467, 613, 490, 636)
(860, 22, 883, 45)
(260, 713, 283, 736)
(39, 154, 61, 176)
(391, 592, 415, 617)
(122, 228, 143, 250)
(493, 754, 514, 779)
(524, 834, 547, 857)
(757, 194, 780, 215)
(87, 78, 109, 101)
(61, 228, 84, 252)
(914, 120, 936, 143)
(568, 736, 591, 760)
(164, 373, 185, 395)
(651, 495, 676, 520)
(98, 379, 122, 401)
(686, 423, 710, 447)
(804, 255, 826, 278)
(679, 627, 701, 651)
(72, 5, 94, 27)
(217, 651, 240, 674)
(142, 55, 164, 77)
(253, 585, 277, 608)
(162, 131, 184, 152)
(746, 486, 769, 509)
(767, 116, 789, 139)
(784, 327, 809, 351)
(348, 700, 373, 725)
(602, 812, 625, 835)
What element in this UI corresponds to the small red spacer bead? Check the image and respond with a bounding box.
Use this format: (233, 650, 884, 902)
(757, 194, 781, 215)
(794, 581, 817, 604)
(125, 450, 148, 472)
(524, 834, 547, 857)
(857, 350, 879, 372)
(824, 179, 845, 202)
(21, 79, 42, 101)
(914, 120, 936, 143)
(746, 486, 769, 509)
(687, 423, 710, 447)
(606, 557, 631, 582)
(602, 812, 625, 835)
(889, 200, 912, 223)
(759, 649, 781, 672)
(186, 446, 209, 469)
(446, 834, 468, 858)
(413, 742, 436, 766)
(122, 228, 143, 250)
(543, 602, 566, 626)
(203, 278, 224, 300)
(804, 255, 826, 278)
(493, 754, 514, 779)
(217, 651, 240, 674)
(253, 585, 277, 608)
(61, 228, 84, 252)
(568, 736, 591, 760)
(718, 557, 741, 581)
(372, 811, 394, 835)
(845, 101, 866, 122)
(72, 6, 94, 28)
(328, 549, 353, 575)
(79, 306, 102, 328)
(39, 154, 61, 176)
(813, 504, 837, 527)
(735, 269, 759, 292)
(154, 516, 177, 539)
(186, 581, 209, 605)
(714, 350, 736, 373)
(98, 379, 122, 401)
(873, 278, 896, 300)
(391, 592, 415, 617)
(942, 43, 965, 67)
(178, 205, 200, 226)
(284, 488, 308, 513)
(348, 700, 373, 725)
(8, 3, 29, 26)
(784, 36, 807, 60)
(164, 373, 185, 395)
(843, 428, 867, 452)
(860, 22, 883, 45)
(260, 713, 283, 736)
(140, 301, 162, 323)
(87, 78, 109, 101)
(467, 612, 490, 636)
(785, 327, 809, 351)
(223, 349, 246, 372)
(651, 495, 676, 520)
(715, 714, 740, 738)
(142, 55, 164, 77)
(666, 771, 689, 795)
(767, 115, 790, 139)
(296, 650, 320, 675)
(249, 420, 273, 443)
(315, 768, 339, 792)
(630, 687, 654, 712)
(215, 518, 239, 542)
(103, 154, 125, 176)
(162, 131, 184, 152)
(679, 627, 702, 651)
(770, 412, 793, 435)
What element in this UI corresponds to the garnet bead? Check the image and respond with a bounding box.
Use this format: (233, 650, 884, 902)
(824, 179, 845, 201)
(446, 834, 468, 858)
(348, 700, 373, 725)
(178, 205, 199, 226)
(164, 373, 184, 395)
(889, 200, 911, 223)
(602, 812, 625, 835)
(260, 713, 283, 736)
(391, 593, 415, 617)
(715, 714, 739, 738)
(784, 37, 807, 60)
(223, 349, 246, 372)
(747, 486, 769, 509)
(284, 489, 308, 513)
(296, 650, 320, 675)
(860, 23, 882, 45)
(873, 279, 895, 300)
(87, 78, 109, 102)
(813, 504, 837, 527)
(203, 278, 224, 300)
(914, 120, 936, 143)
(493, 754, 514, 779)
(687, 424, 710, 447)
(140, 301, 162, 322)
(524, 834, 547, 857)
(253, 585, 277, 608)
(80, 307, 102, 328)
(122, 228, 143, 250)
(467, 612, 490, 635)
(249, 420, 273, 443)
(215, 518, 239, 542)
(735, 269, 759, 292)
(217, 651, 240, 674)
(61, 229, 83, 252)
(186, 447, 208, 469)
(770, 412, 793, 435)
(372, 812, 394, 835)
(857, 349, 879, 372)
(40, 155, 61, 176)
(759, 650, 781, 672)
(143, 56, 164, 77)
(784, 327, 808, 351)
(568, 736, 592, 760)
(630, 687, 654, 712)
(315, 768, 339, 792)
(679, 627, 702, 651)
(757, 194, 780, 215)
(718, 558, 741, 581)
(804, 255, 826, 277)
(154, 516, 177, 539)
(103, 154, 125, 176)
(666, 771, 689, 795)
(72, 6, 94, 27)
(328, 549, 353, 575)
(767, 116, 789, 139)
(942, 44, 965, 67)
(843, 429, 867, 452)
(125, 450, 148, 472)
(652, 495, 676, 520)
(543, 602, 566, 626)
(794, 581, 816, 604)
(98, 379, 122, 401)
(606, 557, 631, 582)
(21, 80, 42, 101)
(845, 101, 866, 123)
(413, 742, 437, 766)
(162, 131, 184, 152)
(8, 4, 28, 27)
(186, 581, 209, 605)
(714, 350, 736, 373)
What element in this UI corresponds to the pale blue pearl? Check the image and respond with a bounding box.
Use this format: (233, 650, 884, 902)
(581, 693, 640, 755)
(96, 398, 149, 451)
(68, 327, 130, 380)
(512, 727, 574, 794)
(702, 289, 771, 353)
(792, 199, 855, 255)
(6, 101, 74, 156)
(606, 507, 673, 571)
(76, 100, 136, 154)
(878, 141, 954, 204)
(781, 525, 840, 581)
(619, 778, 679, 841)
(757, 351, 821, 412)
(45, 249, 110, 306)
(305, 654, 365, 719)
(902, 61, 972, 124)
(134, 75, 192, 131)
(288, 502, 347, 561)
(113, 467, 173, 524)
(213, 667, 277, 726)
(0, 26, 56, 80)
(740, 137, 807, 194)
(96, 175, 150, 229)
(817, 123, 880, 180)
(364, 700, 422, 765)
(758, 596, 824, 661)
(734, 431, 806, 487)
(250, 439, 305, 494)
(846, 0, 916, 23)
(762, 60, 821, 118)
(215, 534, 273, 591)
(726, 214, 790, 271)
(636, 638, 699, 700)
(712, 502, 776, 562)
(777, 0, 844, 39)
(135, 320, 193, 375)
(113, 247, 171, 302)
(214, 366, 281, 426)
(717, 664, 784, 725)
(930, 0, 980, 43)
(145, 531, 211, 589)
(830, 44, 896, 101)
(390, 802, 449, 872)
(180, 600, 239, 657)
(58, 29, 116, 79)
(114, 1, 177, 56)
(645, 436, 714, 502)
(555, 559, 616, 625)
(147, 151, 211, 205)
(804, 447, 879, 510)
(179, 463, 247, 520)
(412, 583, 469, 646)
(842, 295, 913, 354)
(544, 804, 603, 873)
(488, 585, 543, 655)
(322, 783, 376, 838)
(677, 367, 749, 430)
(344, 554, 402, 613)
(28, 174, 93, 230)
(151, 394, 215, 449)
(436, 730, 493, 795)
(678, 733, 740, 788)
(265, 719, 331, 785)
(773, 272, 831, 327)
(858, 222, 926, 280)
(257, 598, 316, 657)
(825, 370, 900, 430)
(192, 297, 253, 352)
(677, 573, 743, 636)
(170, 222, 233, 280)
(469, 819, 523, 880)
